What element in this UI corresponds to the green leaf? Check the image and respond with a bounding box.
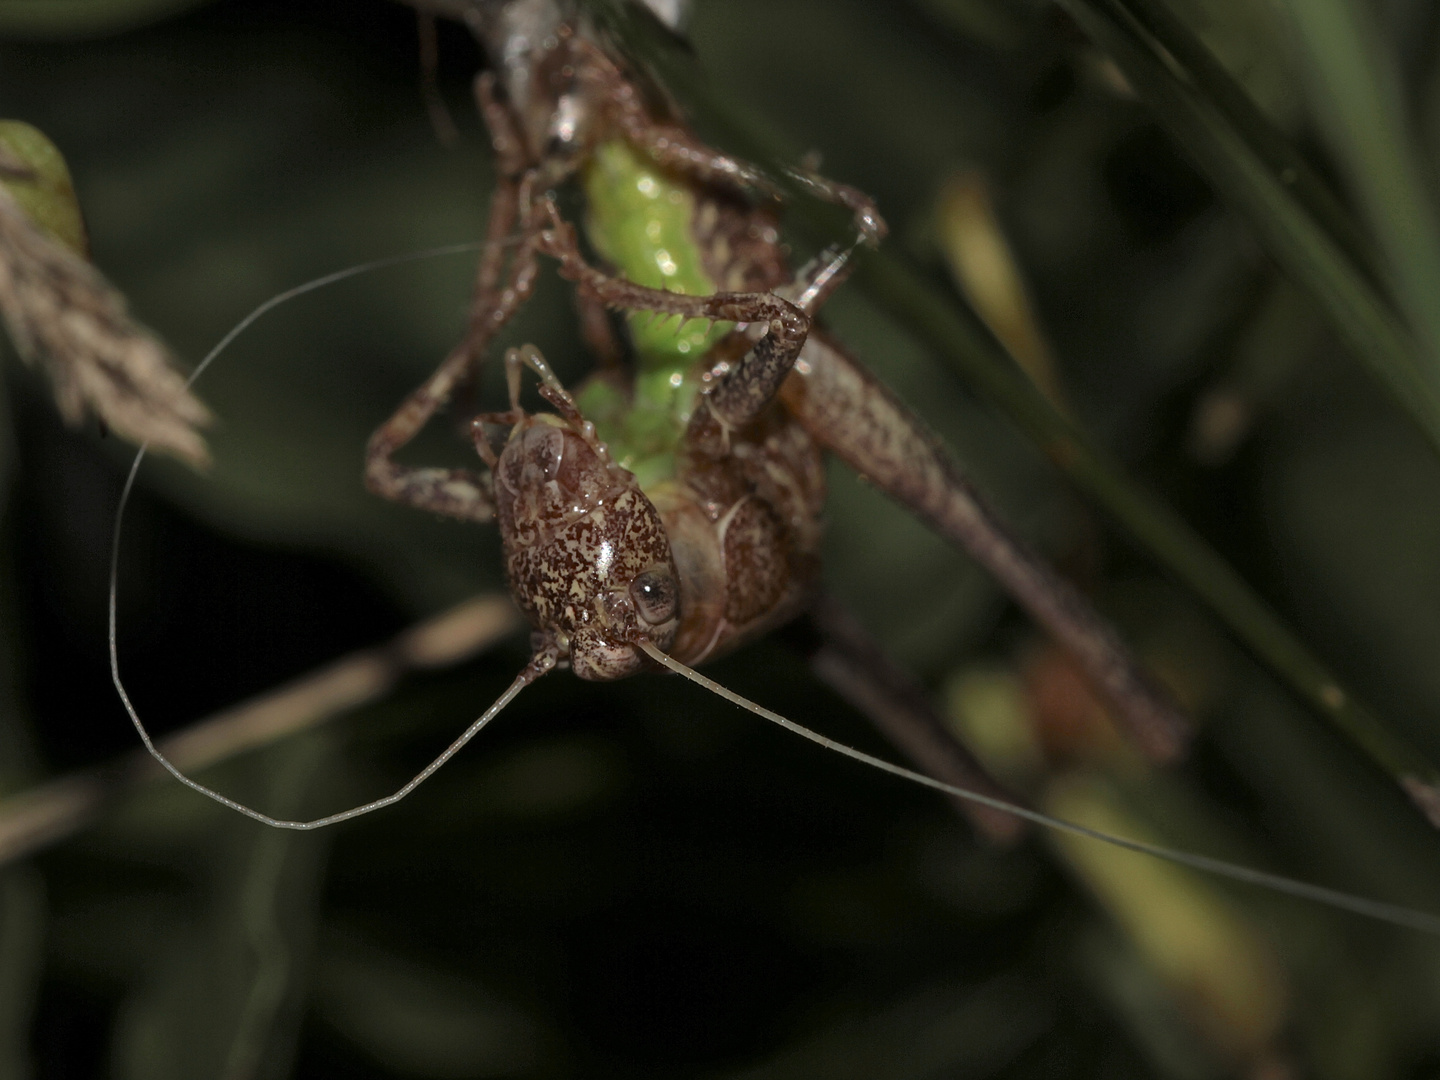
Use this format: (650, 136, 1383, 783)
(0, 120, 87, 258)
(1274, 0, 1440, 409)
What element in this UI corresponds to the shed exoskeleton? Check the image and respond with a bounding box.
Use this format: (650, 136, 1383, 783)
(99, 0, 1440, 943)
(367, 0, 1188, 769)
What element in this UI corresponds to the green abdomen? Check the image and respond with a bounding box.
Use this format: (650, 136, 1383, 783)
(575, 140, 733, 491)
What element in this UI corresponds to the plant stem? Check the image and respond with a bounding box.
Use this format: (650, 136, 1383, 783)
(0, 594, 520, 866)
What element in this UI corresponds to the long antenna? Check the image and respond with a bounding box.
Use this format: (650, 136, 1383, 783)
(637, 640, 1440, 937)
(104, 242, 556, 831)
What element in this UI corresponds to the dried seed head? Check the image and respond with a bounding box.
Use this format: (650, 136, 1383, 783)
(0, 183, 211, 467)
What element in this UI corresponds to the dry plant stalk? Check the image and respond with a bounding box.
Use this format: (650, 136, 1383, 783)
(0, 177, 211, 466)
(0, 593, 522, 866)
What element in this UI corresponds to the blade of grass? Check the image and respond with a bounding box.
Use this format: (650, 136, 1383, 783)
(1109, 0, 1381, 287)
(1056, 0, 1440, 463)
(593, 0, 1440, 827)
(1274, 0, 1440, 400)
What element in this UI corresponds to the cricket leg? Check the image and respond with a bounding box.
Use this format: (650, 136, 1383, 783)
(780, 330, 1191, 763)
(364, 74, 547, 521)
(619, 114, 885, 247)
(575, 289, 625, 370)
(364, 215, 545, 519)
(364, 335, 504, 523)
(567, 37, 885, 244)
(797, 594, 1026, 843)
(535, 205, 811, 433)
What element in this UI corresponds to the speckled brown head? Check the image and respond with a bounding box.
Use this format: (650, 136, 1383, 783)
(491, 411, 680, 680)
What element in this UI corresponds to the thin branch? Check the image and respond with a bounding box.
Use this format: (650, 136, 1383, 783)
(0, 594, 520, 867)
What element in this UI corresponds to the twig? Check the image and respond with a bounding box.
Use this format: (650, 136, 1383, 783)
(0, 594, 520, 867)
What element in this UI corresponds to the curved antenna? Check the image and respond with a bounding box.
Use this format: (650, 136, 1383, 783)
(106, 241, 562, 831)
(636, 640, 1440, 937)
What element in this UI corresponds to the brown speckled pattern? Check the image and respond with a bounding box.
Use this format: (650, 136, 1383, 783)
(691, 195, 788, 296)
(653, 397, 826, 667)
(494, 415, 679, 681)
(780, 331, 1189, 761)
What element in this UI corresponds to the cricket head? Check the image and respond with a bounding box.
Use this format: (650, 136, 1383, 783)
(491, 411, 680, 679)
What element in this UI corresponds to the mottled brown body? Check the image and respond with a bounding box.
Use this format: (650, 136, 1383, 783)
(488, 341, 826, 679)
(491, 407, 681, 680)
(484, 100, 831, 680)
(493, 401, 826, 678)
(370, 0, 1187, 767)
(653, 394, 827, 666)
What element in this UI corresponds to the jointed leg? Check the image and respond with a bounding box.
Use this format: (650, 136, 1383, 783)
(568, 37, 886, 244)
(365, 339, 501, 521)
(780, 331, 1191, 764)
(535, 205, 810, 433)
(576, 289, 625, 370)
(364, 77, 545, 521)
(365, 205, 547, 520)
(472, 345, 601, 470)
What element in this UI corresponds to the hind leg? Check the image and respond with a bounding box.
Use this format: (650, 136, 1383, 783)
(363, 76, 543, 521)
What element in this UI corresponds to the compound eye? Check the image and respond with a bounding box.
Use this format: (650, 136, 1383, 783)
(629, 569, 677, 626)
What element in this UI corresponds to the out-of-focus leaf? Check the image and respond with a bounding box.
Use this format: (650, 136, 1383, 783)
(0, 868, 44, 1080)
(0, 120, 87, 257)
(314, 933, 550, 1078)
(1078, 923, 1224, 1080)
(901, 0, 1032, 52)
(1047, 774, 1288, 1064)
(1186, 277, 1320, 464)
(0, 0, 214, 37)
(1275, 0, 1440, 405)
(1264, 392, 1440, 748)
(935, 169, 1068, 412)
(1098, 0, 1378, 285)
(111, 737, 331, 1080)
(1056, 0, 1440, 466)
(943, 665, 1044, 790)
(1166, 0, 1303, 127)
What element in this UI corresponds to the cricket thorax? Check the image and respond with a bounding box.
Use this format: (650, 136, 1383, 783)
(493, 414, 680, 680)
(650, 396, 827, 667)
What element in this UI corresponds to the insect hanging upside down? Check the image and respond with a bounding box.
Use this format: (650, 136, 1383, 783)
(362, 0, 1191, 784)
(98, 0, 1440, 941)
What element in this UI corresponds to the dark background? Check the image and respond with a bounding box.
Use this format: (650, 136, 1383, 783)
(4, 0, 1440, 1076)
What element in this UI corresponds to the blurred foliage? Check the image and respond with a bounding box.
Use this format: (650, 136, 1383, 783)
(5, 0, 1440, 1078)
(0, 121, 88, 257)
